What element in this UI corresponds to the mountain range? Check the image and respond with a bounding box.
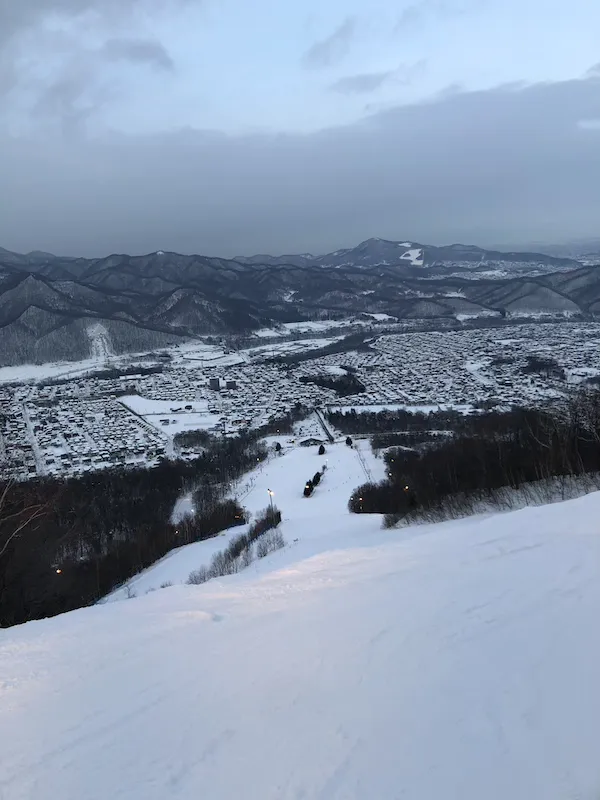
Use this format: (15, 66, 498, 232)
(0, 237, 598, 366)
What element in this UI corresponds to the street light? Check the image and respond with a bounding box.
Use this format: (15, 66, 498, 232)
(267, 488, 274, 513)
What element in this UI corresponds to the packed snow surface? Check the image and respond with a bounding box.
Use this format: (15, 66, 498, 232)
(1, 442, 600, 800)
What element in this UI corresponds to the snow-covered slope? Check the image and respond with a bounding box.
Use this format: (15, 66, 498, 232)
(108, 438, 385, 599)
(2, 443, 600, 800)
(399, 246, 424, 266)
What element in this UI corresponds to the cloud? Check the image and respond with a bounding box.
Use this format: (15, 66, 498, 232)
(31, 63, 116, 136)
(330, 70, 394, 95)
(0, 0, 196, 40)
(101, 38, 174, 70)
(396, 1, 429, 30)
(330, 61, 426, 94)
(0, 1, 185, 133)
(395, 0, 471, 32)
(0, 0, 141, 45)
(0, 55, 18, 96)
(302, 17, 357, 69)
(578, 119, 600, 130)
(2, 72, 600, 257)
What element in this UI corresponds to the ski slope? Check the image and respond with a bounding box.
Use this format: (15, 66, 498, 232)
(109, 439, 385, 599)
(2, 444, 600, 799)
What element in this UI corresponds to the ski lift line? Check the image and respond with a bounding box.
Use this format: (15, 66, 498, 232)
(313, 407, 335, 443)
(355, 442, 373, 482)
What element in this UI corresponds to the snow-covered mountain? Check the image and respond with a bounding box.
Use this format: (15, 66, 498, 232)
(0, 238, 594, 366)
(236, 237, 580, 270)
(314, 238, 425, 268)
(2, 439, 599, 800)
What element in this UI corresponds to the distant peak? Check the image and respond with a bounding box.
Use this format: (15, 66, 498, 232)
(27, 250, 56, 259)
(447, 243, 482, 252)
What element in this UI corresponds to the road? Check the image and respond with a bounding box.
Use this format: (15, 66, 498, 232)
(20, 402, 46, 476)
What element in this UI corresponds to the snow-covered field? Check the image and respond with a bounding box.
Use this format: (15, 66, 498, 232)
(243, 336, 344, 359)
(118, 395, 221, 435)
(2, 441, 600, 800)
(0, 356, 115, 385)
(282, 320, 364, 334)
(456, 310, 501, 321)
(364, 312, 397, 321)
(0, 339, 240, 385)
(172, 340, 245, 367)
(241, 316, 399, 341)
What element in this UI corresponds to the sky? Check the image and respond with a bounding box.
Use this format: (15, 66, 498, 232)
(1, 0, 599, 257)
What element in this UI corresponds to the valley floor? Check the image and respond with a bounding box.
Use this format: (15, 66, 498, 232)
(1, 441, 600, 799)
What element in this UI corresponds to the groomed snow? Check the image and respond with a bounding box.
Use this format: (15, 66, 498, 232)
(2, 443, 600, 800)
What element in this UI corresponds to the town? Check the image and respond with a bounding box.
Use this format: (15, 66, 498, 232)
(2, 320, 600, 481)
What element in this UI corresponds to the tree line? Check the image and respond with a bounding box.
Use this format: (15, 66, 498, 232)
(187, 505, 284, 585)
(327, 407, 473, 435)
(172, 404, 311, 452)
(348, 392, 600, 523)
(299, 373, 366, 397)
(0, 432, 266, 627)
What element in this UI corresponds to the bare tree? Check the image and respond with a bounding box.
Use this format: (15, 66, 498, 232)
(0, 480, 47, 561)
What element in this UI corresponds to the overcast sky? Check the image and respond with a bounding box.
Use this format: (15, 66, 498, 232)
(1, 0, 599, 257)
